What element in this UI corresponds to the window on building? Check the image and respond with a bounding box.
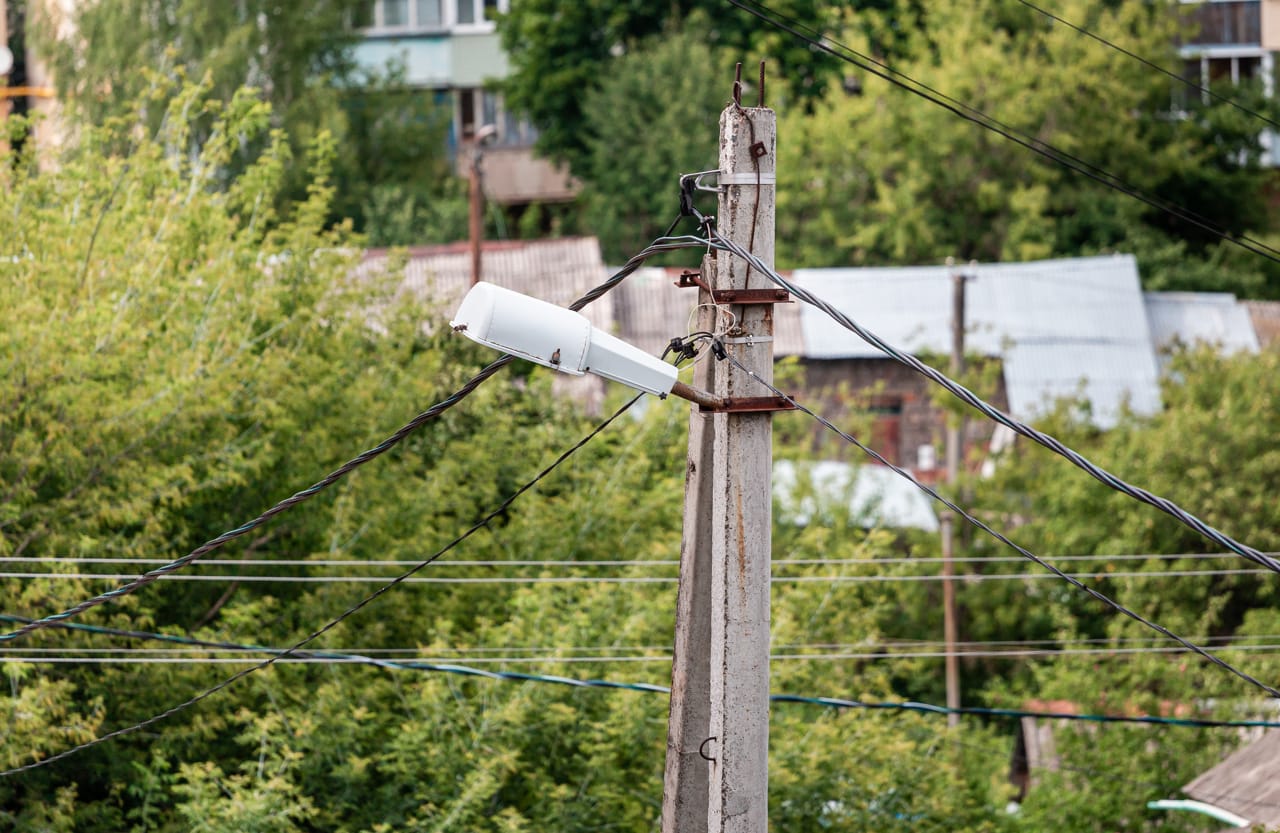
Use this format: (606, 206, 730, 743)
(383, 0, 408, 27)
(362, 0, 505, 31)
(455, 88, 537, 148)
(416, 0, 443, 27)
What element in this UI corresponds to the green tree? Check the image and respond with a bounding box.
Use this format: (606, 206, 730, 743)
(33, 0, 460, 240)
(497, 1, 865, 175)
(577, 25, 725, 262)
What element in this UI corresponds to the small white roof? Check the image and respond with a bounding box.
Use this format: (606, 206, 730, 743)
(1144, 292, 1259, 370)
(773, 459, 939, 532)
(793, 255, 1162, 427)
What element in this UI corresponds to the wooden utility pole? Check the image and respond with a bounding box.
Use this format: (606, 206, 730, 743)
(662, 66, 775, 833)
(940, 260, 967, 727)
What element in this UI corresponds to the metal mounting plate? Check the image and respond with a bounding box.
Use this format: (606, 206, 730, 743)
(675, 271, 790, 304)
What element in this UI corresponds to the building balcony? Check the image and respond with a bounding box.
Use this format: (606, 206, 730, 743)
(1183, 1, 1261, 48)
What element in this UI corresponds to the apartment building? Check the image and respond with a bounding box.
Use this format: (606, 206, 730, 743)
(353, 0, 576, 206)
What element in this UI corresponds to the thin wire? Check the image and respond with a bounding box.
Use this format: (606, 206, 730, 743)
(20, 644, 1280, 663)
(708, 232, 1280, 578)
(14, 613, 1280, 653)
(724, 0, 1280, 268)
(0, 396, 643, 777)
(0, 235, 709, 644)
(719, 350, 1280, 699)
(7, 551, 1267, 567)
(7, 617, 1279, 731)
(15, 637, 1280, 657)
(2, 568, 1271, 584)
(1010, 0, 1280, 132)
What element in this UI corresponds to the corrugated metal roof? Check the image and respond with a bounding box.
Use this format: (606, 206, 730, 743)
(612, 267, 805, 358)
(1144, 292, 1259, 369)
(793, 255, 1161, 426)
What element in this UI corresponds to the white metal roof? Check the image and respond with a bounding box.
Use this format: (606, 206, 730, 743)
(1144, 291, 1259, 370)
(793, 255, 1162, 427)
(773, 459, 939, 532)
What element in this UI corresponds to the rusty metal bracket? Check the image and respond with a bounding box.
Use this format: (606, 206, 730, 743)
(675, 272, 790, 305)
(675, 270, 711, 291)
(698, 396, 797, 414)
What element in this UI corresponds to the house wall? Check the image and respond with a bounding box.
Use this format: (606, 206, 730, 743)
(797, 357, 1008, 475)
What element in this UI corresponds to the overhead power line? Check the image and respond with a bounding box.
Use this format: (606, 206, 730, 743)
(708, 231, 1280, 579)
(5, 615, 1277, 731)
(18, 643, 1280, 663)
(724, 0, 1280, 268)
(0, 235, 709, 645)
(1010, 0, 1280, 131)
(0, 393, 644, 778)
(6, 551, 1273, 567)
(2, 568, 1271, 584)
(717, 349, 1280, 699)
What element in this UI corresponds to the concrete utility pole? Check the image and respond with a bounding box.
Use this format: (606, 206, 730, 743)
(940, 260, 967, 727)
(662, 65, 776, 833)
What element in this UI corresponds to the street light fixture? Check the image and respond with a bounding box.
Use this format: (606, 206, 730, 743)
(450, 281, 723, 407)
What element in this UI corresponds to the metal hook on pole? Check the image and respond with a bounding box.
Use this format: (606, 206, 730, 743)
(733, 62, 743, 107)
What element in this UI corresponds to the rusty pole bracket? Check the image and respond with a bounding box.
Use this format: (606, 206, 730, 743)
(699, 396, 797, 414)
(675, 271, 790, 305)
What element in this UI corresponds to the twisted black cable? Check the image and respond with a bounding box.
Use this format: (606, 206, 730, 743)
(709, 231, 1280, 577)
(0, 395, 644, 776)
(0, 236, 708, 643)
(724, 0, 1280, 267)
(720, 351, 1280, 699)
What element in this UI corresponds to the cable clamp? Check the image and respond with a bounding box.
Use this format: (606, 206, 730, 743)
(720, 335, 773, 345)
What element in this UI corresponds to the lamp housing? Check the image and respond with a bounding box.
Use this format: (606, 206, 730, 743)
(451, 282, 678, 397)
